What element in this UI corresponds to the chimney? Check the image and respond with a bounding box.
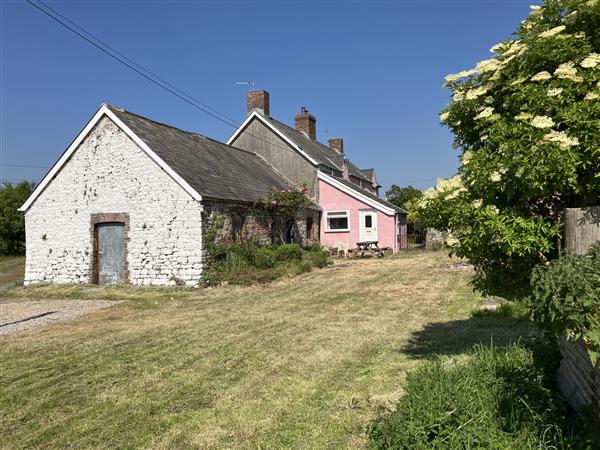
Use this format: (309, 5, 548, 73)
(328, 138, 344, 154)
(294, 107, 316, 141)
(247, 90, 270, 116)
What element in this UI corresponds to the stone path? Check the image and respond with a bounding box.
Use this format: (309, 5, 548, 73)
(0, 299, 122, 336)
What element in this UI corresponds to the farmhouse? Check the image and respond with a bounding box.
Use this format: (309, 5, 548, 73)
(20, 96, 406, 286)
(19, 104, 319, 286)
(228, 91, 407, 252)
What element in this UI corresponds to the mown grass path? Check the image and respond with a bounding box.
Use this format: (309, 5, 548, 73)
(0, 252, 533, 449)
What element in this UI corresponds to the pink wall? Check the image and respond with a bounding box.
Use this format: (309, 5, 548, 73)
(319, 179, 398, 252)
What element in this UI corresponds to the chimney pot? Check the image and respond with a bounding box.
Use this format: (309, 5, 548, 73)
(328, 138, 344, 154)
(294, 107, 316, 141)
(247, 90, 270, 116)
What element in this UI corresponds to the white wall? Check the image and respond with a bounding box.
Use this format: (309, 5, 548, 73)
(24, 116, 203, 286)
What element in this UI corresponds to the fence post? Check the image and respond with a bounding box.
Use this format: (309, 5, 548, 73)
(563, 206, 600, 255)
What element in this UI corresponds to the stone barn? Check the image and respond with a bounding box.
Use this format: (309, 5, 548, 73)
(20, 104, 319, 286)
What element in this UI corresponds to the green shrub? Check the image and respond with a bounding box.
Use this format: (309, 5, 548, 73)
(203, 243, 330, 286)
(228, 242, 258, 265)
(368, 342, 598, 449)
(302, 246, 330, 268)
(528, 244, 600, 363)
(274, 244, 303, 262)
(253, 247, 277, 269)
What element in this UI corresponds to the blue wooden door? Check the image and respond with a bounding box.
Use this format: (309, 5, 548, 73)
(97, 223, 125, 284)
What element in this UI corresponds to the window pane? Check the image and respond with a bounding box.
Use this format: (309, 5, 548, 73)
(365, 215, 372, 228)
(329, 217, 348, 230)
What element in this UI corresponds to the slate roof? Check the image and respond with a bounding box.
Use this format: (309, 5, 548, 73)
(360, 168, 374, 180)
(332, 177, 407, 214)
(107, 105, 289, 204)
(254, 111, 371, 182)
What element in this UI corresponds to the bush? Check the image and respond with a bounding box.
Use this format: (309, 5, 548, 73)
(274, 244, 303, 262)
(253, 247, 276, 270)
(368, 342, 599, 449)
(203, 242, 330, 286)
(528, 244, 600, 363)
(302, 246, 330, 268)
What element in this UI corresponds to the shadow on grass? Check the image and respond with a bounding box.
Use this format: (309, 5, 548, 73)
(401, 303, 538, 359)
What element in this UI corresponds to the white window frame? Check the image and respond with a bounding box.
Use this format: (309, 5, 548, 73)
(325, 210, 350, 232)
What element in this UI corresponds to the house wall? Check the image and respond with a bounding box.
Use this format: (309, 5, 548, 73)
(202, 201, 320, 247)
(318, 179, 397, 251)
(24, 116, 203, 287)
(230, 119, 319, 199)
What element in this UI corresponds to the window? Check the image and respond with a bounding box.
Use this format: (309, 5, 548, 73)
(364, 215, 372, 228)
(325, 211, 350, 232)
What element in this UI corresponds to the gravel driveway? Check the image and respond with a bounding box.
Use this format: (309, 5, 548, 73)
(0, 300, 121, 335)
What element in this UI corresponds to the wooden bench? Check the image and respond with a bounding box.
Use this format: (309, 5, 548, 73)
(354, 241, 384, 258)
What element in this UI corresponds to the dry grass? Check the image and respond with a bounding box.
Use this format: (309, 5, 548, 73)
(0, 252, 535, 449)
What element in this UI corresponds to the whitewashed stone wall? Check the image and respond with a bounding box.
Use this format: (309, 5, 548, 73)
(24, 117, 203, 286)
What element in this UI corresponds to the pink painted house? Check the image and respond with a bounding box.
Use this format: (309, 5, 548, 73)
(228, 91, 407, 252)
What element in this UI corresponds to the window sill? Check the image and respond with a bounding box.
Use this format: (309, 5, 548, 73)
(324, 229, 350, 233)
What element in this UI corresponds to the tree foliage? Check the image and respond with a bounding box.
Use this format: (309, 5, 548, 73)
(410, 0, 600, 299)
(385, 185, 422, 210)
(0, 181, 35, 255)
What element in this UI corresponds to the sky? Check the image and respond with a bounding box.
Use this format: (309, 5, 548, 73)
(1, 0, 540, 194)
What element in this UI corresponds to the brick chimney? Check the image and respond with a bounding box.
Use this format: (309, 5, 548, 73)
(294, 107, 316, 140)
(247, 90, 269, 116)
(328, 138, 344, 154)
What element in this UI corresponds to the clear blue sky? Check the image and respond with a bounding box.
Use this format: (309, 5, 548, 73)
(1, 0, 538, 193)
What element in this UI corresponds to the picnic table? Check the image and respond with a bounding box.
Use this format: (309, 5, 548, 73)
(354, 241, 384, 258)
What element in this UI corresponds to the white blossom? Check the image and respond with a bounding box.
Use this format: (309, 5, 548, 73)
(490, 171, 501, 182)
(453, 91, 465, 102)
(490, 42, 506, 53)
(515, 112, 532, 121)
(472, 199, 483, 209)
(446, 234, 460, 247)
(543, 130, 579, 148)
(474, 107, 495, 120)
(503, 40, 527, 57)
(476, 58, 502, 73)
(461, 151, 473, 165)
(531, 71, 552, 82)
(581, 53, 600, 68)
(531, 115, 554, 128)
(584, 91, 599, 100)
(538, 25, 566, 38)
(444, 69, 477, 83)
(440, 111, 450, 122)
(554, 62, 582, 81)
(547, 87, 563, 97)
(466, 85, 489, 100)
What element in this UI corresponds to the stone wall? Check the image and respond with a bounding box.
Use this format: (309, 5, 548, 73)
(202, 200, 320, 248)
(24, 116, 203, 286)
(557, 338, 600, 420)
(425, 229, 446, 249)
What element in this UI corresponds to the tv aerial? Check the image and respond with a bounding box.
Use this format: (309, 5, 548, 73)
(236, 80, 255, 91)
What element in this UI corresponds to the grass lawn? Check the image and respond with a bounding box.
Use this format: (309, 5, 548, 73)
(0, 252, 536, 449)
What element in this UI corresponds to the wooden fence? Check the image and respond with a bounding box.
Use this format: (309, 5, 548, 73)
(558, 206, 600, 420)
